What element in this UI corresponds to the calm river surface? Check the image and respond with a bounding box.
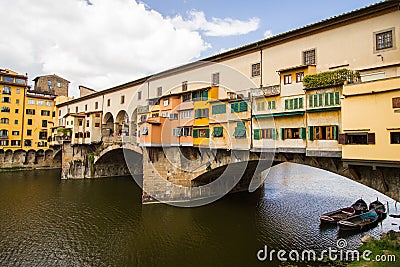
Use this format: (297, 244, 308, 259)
(0, 163, 399, 266)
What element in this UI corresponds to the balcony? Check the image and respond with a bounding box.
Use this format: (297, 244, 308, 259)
(137, 105, 149, 114)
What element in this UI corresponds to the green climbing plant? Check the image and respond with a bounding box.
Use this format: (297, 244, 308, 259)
(303, 68, 360, 89)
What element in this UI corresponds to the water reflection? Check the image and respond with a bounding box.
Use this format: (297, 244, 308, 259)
(0, 163, 398, 266)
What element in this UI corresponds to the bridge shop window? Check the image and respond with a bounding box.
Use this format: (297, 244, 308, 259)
(253, 128, 277, 140)
(193, 128, 209, 138)
(338, 132, 375, 145)
(308, 125, 338, 141)
(281, 127, 306, 140)
(231, 101, 248, 113)
(390, 132, 400, 144)
(284, 97, 304, 110)
(181, 127, 192, 137)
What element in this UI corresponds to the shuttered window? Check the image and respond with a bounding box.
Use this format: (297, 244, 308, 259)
(213, 127, 223, 137)
(231, 102, 248, 113)
(233, 122, 246, 138)
(212, 104, 226, 115)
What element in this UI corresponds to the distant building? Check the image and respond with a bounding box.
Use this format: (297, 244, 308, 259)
(79, 85, 96, 97)
(32, 74, 69, 97)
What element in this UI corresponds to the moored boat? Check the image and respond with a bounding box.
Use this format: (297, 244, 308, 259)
(369, 199, 387, 219)
(320, 199, 368, 224)
(338, 210, 379, 231)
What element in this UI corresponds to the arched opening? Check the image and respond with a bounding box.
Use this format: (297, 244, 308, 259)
(12, 149, 26, 164)
(102, 112, 114, 137)
(94, 148, 143, 178)
(116, 110, 130, 137)
(25, 149, 36, 165)
(36, 149, 45, 164)
(4, 149, 13, 163)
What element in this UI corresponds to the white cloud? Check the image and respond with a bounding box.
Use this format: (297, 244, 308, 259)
(264, 30, 273, 38)
(168, 10, 260, 37)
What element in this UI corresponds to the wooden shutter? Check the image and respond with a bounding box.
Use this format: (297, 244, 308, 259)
(193, 129, 198, 138)
(300, 127, 306, 140)
(253, 129, 260, 140)
(325, 93, 329, 106)
(299, 98, 304, 109)
(367, 133, 376, 144)
(205, 128, 210, 138)
(271, 129, 277, 140)
(333, 125, 338, 140)
(285, 99, 288, 110)
(308, 126, 314, 141)
(338, 134, 347, 144)
(334, 92, 340, 105)
(309, 95, 313, 108)
(280, 128, 285, 140)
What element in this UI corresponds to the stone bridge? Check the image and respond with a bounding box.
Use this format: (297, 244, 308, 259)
(61, 140, 400, 203)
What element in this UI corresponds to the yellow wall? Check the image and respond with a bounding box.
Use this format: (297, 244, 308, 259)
(342, 77, 400, 162)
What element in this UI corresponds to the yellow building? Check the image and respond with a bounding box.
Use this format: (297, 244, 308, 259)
(341, 77, 400, 166)
(0, 69, 27, 150)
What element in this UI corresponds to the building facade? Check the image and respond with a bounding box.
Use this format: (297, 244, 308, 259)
(33, 74, 69, 97)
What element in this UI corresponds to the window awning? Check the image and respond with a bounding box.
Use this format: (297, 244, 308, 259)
(253, 111, 304, 119)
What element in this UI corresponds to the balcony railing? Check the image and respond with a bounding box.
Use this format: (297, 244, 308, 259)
(252, 85, 280, 97)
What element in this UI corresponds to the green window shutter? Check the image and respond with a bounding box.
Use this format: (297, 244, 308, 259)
(285, 99, 288, 110)
(330, 93, 334, 106)
(308, 126, 314, 141)
(272, 100, 276, 109)
(212, 105, 217, 115)
(205, 128, 210, 138)
(333, 125, 338, 140)
(318, 94, 323, 107)
(280, 128, 285, 140)
(213, 127, 223, 137)
(299, 98, 304, 109)
(267, 101, 271, 110)
(325, 93, 329, 106)
(254, 129, 260, 140)
(205, 108, 209, 118)
(231, 103, 237, 113)
(239, 102, 248, 112)
(193, 129, 198, 138)
(289, 99, 294, 110)
(237, 121, 245, 127)
(313, 94, 318, 107)
(202, 90, 208, 100)
(272, 128, 277, 140)
(294, 98, 299, 109)
(334, 92, 340, 105)
(300, 127, 306, 140)
(309, 95, 313, 108)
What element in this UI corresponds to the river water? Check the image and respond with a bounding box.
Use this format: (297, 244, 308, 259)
(0, 163, 399, 266)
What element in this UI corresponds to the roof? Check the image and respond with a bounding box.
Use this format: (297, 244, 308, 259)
(277, 64, 315, 73)
(33, 74, 70, 83)
(58, 0, 400, 107)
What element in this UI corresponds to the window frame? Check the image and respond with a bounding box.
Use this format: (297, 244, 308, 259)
(251, 63, 261, 77)
(374, 28, 395, 52)
(284, 74, 292, 85)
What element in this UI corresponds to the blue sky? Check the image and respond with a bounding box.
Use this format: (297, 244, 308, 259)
(0, 0, 381, 95)
(143, 0, 380, 57)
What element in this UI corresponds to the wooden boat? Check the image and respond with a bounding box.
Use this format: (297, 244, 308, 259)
(338, 210, 379, 231)
(369, 199, 387, 219)
(320, 199, 368, 224)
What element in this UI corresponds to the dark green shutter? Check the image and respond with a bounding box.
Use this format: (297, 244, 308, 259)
(205, 128, 210, 138)
(299, 98, 304, 109)
(294, 98, 299, 109)
(239, 102, 248, 112)
(318, 94, 323, 107)
(334, 92, 340, 105)
(272, 129, 277, 140)
(193, 129, 198, 138)
(309, 95, 313, 108)
(254, 129, 260, 140)
(330, 93, 334, 106)
(285, 99, 288, 110)
(308, 126, 314, 141)
(325, 93, 329, 106)
(202, 90, 208, 100)
(333, 125, 338, 140)
(281, 128, 285, 140)
(300, 127, 306, 140)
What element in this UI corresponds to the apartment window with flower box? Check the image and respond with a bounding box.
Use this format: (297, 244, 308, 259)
(308, 125, 338, 141)
(212, 127, 223, 137)
(281, 127, 306, 140)
(375, 29, 393, 51)
(284, 97, 304, 110)
(284, 74, 292, 85)
(252, 63, 261, 77)
(303, 49, 316, 65)
(253, 128, 277, 140)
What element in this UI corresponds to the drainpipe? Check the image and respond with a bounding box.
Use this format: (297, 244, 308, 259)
(260, 48, 263, 88)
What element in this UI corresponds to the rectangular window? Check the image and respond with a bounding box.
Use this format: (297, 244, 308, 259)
(390, 132, 400, 144)
(78, 120, 83, 126)
(15, 109, 18, 114)
(16, 89, 20, 94)
(42, 120, 48, 128)
(15, 79, 25, 85)
(172, 128, 182, 137)
(107, 99, 111, 106)
(304, 49, 316, 65)
(163, 99, 169, 106)
(85, 104, 88, 111)
(197, 128, 209, 138)
(84, 132, 90, 138)
(213, 126, 223, 137)
(212, 104, 226, 115)
(138, 91, 142, 100)
(296, 72, 304, 83)
(284, 74, 292, 85)
(182, 81, 188, 92)
(57, 82, 61, 88)
(157, 86, 163, 96)
(24, 140, 32, 147)
(46, 101, 52, 106)
(95, 102, 99, 109)
(26, 109, 35, 115)
(311, 125, 338, 140)
(268, 100, 276, 110)
(141, 127, 149, 135)
(233, 122, 246, 138)
(192, 91, 201, 102)
(281, 128, 304, 140)
(41, 110, 50, 116)
(28, 99, 35, 105)
(75, 107, 78, 113)
(201, 90, 208, 101)
(12, 131, 19, 136)
(27, 129, 32, 136)
(86, 120, 89, 127)
(2, 97, 10, 103)
(169, 113, 178, 120)
(2, 77, 13, 83)
(376, 30, 393, 50)
(11, 140, 21, 146)
(121, 95, 125, 104)
(182, 127, 192, 136)
(14, 120, 18, 125)
(95, 123, 100, 127)
(255, 128, 277, 140)
(231, 101, 248, 113)
(256, 101, 265, 112)
(252, 63, 261, 77)
(182, 93, 191, 102)
(0, 129, 8, 137)
(180, 110, 192, 119)
(195, 108, 209, 118)
(0, 140, 9, 146)
(1, 106, 10, 112)
(39, 131, 48, 140)
(285, 97, 304, 110)
(2, 86, 11, 95)
(0, 118, 9, 124)
(212, 73, 220, 85)
(37, 100, 44, 106)
(16, 99, 19, 104)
